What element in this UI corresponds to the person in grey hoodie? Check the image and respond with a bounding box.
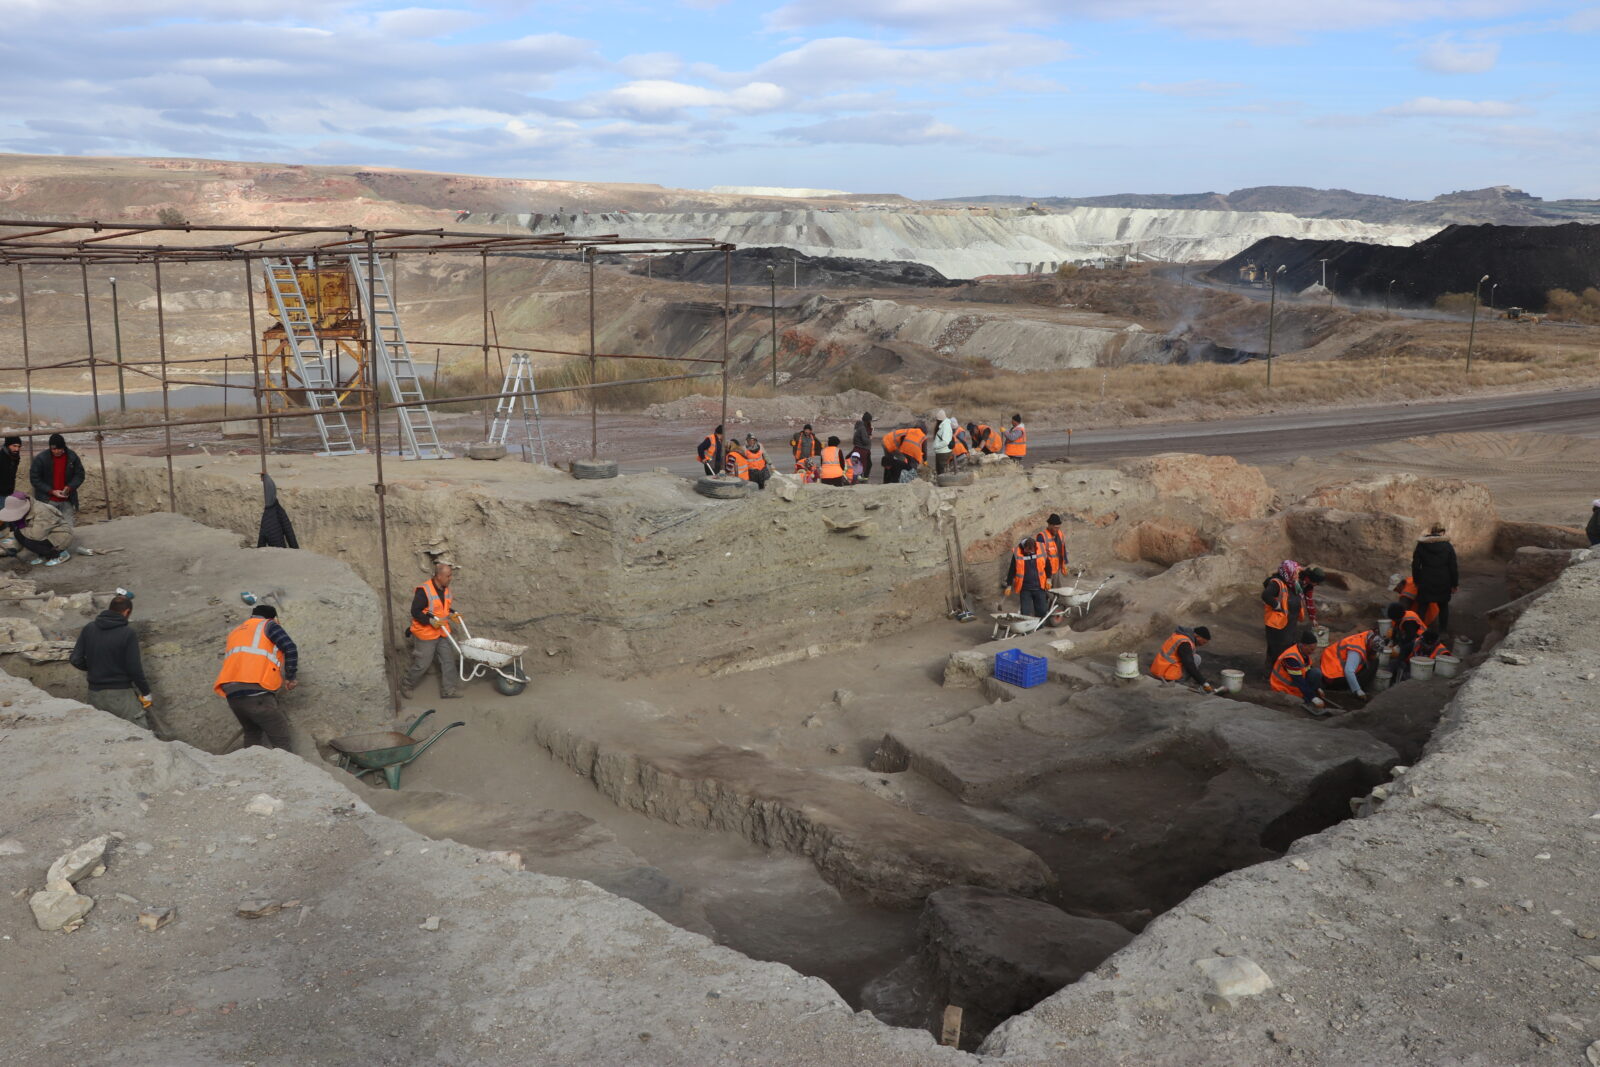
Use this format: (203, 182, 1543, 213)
(70, 594, 154, 732)
(1411, 524, 1459, 634)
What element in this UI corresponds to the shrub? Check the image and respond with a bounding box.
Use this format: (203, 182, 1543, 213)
(1434, 292, 1476, 315)
(833, 363, 889, 397)
(156, 207, 188, 227)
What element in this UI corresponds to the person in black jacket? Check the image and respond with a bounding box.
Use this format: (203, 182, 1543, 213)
(29, 433, 86, 527)
(70, 594, 155, 733)
(1587, 499, 1600, 547)
(257, 474, 298, 549)
(0, 436, 21, 497)
(1411, 524, 1459, 634)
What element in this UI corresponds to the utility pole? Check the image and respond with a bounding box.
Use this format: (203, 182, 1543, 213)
(1465, 273, 1489, 375)
(1319, 258, 1329, 290)
(767, 265, 779, 389)
(1386, 279, 1396, 313)
(792, 256, 798, 289)
(109, 275, 127, 413)
(1489, 282, 1499, 311)
(1266, 265, 1286, 386)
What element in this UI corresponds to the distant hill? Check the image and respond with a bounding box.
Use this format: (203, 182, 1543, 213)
(938, 185, 1600, 227)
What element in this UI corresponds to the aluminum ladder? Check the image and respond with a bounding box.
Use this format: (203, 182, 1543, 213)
(488, 353, 548, 464)
(261, 258, 361, 456)
(348, 253, 448, 460)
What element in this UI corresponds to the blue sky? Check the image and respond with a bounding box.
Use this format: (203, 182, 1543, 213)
(1, 1, 1597, 200)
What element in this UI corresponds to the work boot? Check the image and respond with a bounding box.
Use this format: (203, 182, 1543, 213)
(439, 692, 462, 700)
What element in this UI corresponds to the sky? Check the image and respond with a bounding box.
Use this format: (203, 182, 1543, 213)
(1, 1, 1598, 200)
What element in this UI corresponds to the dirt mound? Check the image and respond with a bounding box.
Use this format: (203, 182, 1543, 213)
(638, 247, 958, 289)
(1211, 222, 1600, 313)
(1299, 474, 1497, 556)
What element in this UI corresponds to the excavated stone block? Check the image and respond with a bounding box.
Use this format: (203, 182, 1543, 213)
(1507, 546, 1591, 600)
(30, 888, 94, 931)
(1211, 718, 1399, 794)
(1494, 520, 1587, 558)
(1300, 474, 1497, 556)
(943, 650, 992, 687)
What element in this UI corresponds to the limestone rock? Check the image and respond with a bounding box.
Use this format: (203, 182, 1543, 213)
(46, 835, 110, 889)
(138, 906, 177, 931)
(30, 888, 94, 931)
(943, 649, 992, 688)
(1196, 955, 1273, 1002)
(236, 899, 282, 919)
(1115, 454, 1271, 523)
(770, 474, 801, 501)
(1494, 519, 1586, 556)
(1300, 474, 1497, 556)
(1212, 718, 1398, 794)
(245, 794, 284, 817)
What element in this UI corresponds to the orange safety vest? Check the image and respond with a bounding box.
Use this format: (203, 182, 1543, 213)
(1270, 645, 1311, 696)
(1150, 631, 1194, 682)
(951, 426, 971, 457)
(409, 579, 453, 641)
(791, 431, 820, 461)
(1319, 631, 1371, 680)
(819, 445, 844, 480)
(698, 433, 721, 463)
(1417, 637, 1449, 659)
(1398, 608, 1425, 634)
(975, 425, 1002, 453)
(724, 452, 751, 480)
(1263, 575, 1293, 630)
(1034, 527, 1065, 578)
(1004, 424, 1027, 457)
(1008, 545, 1049, 594)
(746, 445, 767, 472)
(884, 428, 927, 465)
(213, 617, 284, 696)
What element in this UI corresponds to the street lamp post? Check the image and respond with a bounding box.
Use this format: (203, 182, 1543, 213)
(1489, 282, 1499, 311)
(767, 264, 778, 389)
(1465, 274, 1490, 375)
(109, 275, 127, 413)
(1266, 265, 1286, 386)
(1386, 278, 1396, 313)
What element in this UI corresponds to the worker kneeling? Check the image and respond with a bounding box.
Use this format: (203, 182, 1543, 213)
(1318, 627, 1381, 701)
(1270, 629, 1331, 716)
(1150, 625, 1214, 692)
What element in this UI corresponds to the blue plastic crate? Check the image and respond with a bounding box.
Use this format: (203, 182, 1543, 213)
(994, 647, 1047, 688)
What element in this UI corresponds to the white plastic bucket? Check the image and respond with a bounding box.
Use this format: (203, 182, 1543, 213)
(1377, 649, 1393, 669)
(1411, 657, 1437, 681)
(1434, 654, 1461, 678)
(1313, 626, 1331, 648)
(1221, 669, 1245, 694)
(1452, 636, 1474, 659)
(1373, 672, 1392, 692)
(1378, 618, 1394, 638)
(1116, 652, 1139, 679)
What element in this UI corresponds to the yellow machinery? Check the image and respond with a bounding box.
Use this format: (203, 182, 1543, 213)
(260, 258, 371, 437)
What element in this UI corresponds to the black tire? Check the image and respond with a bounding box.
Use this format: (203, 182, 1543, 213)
(571, 458, 619, 480)
(493, 673, 528, 697)
(695, 475, 754, 499)
(937, 472, 975, 487)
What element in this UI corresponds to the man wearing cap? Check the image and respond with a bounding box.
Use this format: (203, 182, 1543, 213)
(214, 604, 300, 751)
(0, 436, 21, 497)
(29, 433, 85, 527)
(402, 563, 460, 699)
(70, 593, 155, 732)
(0, 492, 72, 566)
(1150, 625, 1215, 692)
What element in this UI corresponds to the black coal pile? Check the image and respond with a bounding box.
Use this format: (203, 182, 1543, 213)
(635, 246, 959, 289)
(1208, 222, 1600, 311)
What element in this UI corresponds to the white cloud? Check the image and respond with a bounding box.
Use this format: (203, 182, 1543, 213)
(590, 80, 791, 118)
(616, 52, 685, 79)
(1135, 79, 1243, 96)
(1417, 37, 1500, 73)
(1381, 96, 1529, 117)
(775, 111, 969, 145)
(744, 35, 1065, 93)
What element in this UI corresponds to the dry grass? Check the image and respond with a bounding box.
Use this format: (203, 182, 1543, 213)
(424, 356, 733, 413)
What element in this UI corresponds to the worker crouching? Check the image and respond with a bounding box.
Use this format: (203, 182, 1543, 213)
(1270, 629, 1330, 716)
(214, 604, 300, 750)
(1150, 625, 1215, 692)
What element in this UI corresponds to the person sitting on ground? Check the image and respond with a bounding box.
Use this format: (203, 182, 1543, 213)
(1588, 499, 1600, 547)
(0, 436, 21, 497)
(1297, 565, 1327, 626)
(852, 412, 874, 479)
(931, 409, 958, 475)
(845, 448, 865, 484)
(1319, 626, 1381, 701)
(742, 434, 770, 489)
(971, 421, 1003, 455)
(881, 422, 927, 484)
(1001, 413, 1027, 459)
(818, 436, 850, 487)
(1414, 627, 1450, 661)
(70, 593, 156, 734)
(950, 421, 972, 468)
(1149, 625, 1215, 692)
(723, 441, 752, 482)
(790, 424, 822, 465)
(1385, 602, 1425, 682)
(1005, 536, 1051, 620)
(697, 425, 724, 476)
(30, 433, 85, 527)
(1270, 629, 1329, 716)
(1411, 523, 1458, 634)
(0, 492, 71, 567)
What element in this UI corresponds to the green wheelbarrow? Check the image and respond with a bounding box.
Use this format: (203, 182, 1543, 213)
(330, 709, 464, 790)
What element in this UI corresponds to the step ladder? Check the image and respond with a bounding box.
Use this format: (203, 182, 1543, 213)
(488, 353, 548, 464)
(348, 253, 448, 460)
(261, 258, 361, 456)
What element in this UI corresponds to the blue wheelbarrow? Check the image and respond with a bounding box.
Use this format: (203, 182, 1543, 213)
(330, 709, 464, 790)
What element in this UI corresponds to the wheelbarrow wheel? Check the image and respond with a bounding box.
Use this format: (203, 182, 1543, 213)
(493, 673, 528, 696)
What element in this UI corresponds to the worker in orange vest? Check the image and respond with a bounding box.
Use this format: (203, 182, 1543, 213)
(1149, 625, 1214, 691)
(818, 436, 849, 486)
(742, 434, 770, 489)
(881, 423, 927, 484)
(970, 422, 1003, 454)
(1033, 513, 1067, 583)
(723, 442, 752, 481)
(1319, 627, 1380, 700)
(1270, 629, 1329, 715)
(697, 425, 724, 475)
(950, 422, 972, 465)
(1002, 414, 1027, 458)
(1392, 575, 1440, 629)
(1385, 601, 1426, 683)
(1261, 560, 1304, 672)
(1004, 537, 1051, 619)
(401, 563, 460, 699)
(790, 424, 822, 464)
(213, 604, 300, 749)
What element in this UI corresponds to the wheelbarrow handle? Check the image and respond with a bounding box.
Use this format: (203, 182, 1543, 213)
(404, 708, 436, 736)
(398, 720, 466, 766)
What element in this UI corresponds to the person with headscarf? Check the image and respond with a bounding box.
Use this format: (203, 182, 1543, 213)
(1261, 559, 1303, 673)
(0, 436, 21, 497)
(931, 409, 957, 475)
(257, 474, 298, 549)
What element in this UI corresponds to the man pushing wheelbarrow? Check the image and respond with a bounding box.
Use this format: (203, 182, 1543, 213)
(400, 562, 530, 699)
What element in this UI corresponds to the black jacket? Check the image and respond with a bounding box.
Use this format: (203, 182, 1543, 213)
(70, 611, 150, 694)
(256, 475, 299, 549)
(1411, 535, 1459, 599)
(29, 448, 86, 507)
(0, 447, 19, 497)
(1588, 507, 1600, 547)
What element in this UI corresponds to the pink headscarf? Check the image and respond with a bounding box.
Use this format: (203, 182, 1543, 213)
(1276, 560, 1301, 583)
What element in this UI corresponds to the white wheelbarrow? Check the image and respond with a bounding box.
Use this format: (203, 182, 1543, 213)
(442, 614, 530, 696)
(990, 600, 1060, 640)
(1050, 576, 1111, 620)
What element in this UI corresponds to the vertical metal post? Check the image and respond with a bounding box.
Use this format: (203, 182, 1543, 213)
(79, 262, 113, 519)
(110, 276, 127, 413)
(1465, 274, 1488, 375)
(769, 266, 778, 389)
(792, 256, 797, 289)
(480, 250, 491, 441)
(366, 234, 398, 676)
(244, 260, 269, 480)
(154, 259, 176, 512)
(720, 248, 731, 448)
(17, 265, 33, 465)
(1265, 269, 1281, 388)
(588, 247, 598, 460)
